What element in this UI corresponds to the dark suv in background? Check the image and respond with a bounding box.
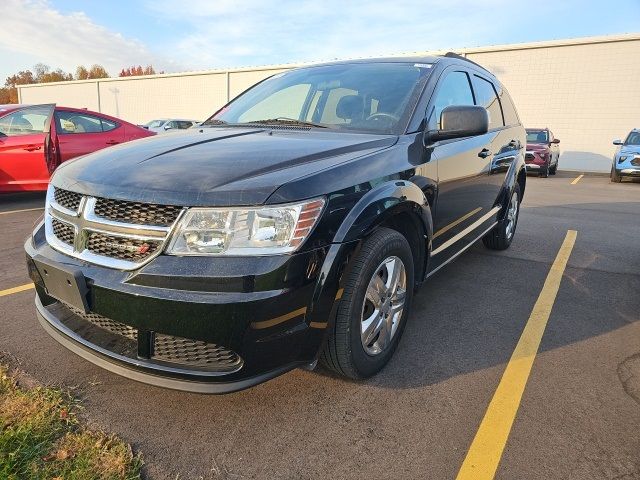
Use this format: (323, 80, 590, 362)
(26, 54, 526, 393)
(525, 128, 560, 177)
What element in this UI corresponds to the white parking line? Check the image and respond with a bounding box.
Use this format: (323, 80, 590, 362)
(0, 207, 44, 216)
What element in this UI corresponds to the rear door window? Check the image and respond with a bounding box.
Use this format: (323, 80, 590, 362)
(472, 75, 504, 129)
(56, 111, 110, 134)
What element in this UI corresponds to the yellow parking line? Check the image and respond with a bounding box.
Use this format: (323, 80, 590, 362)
(0, 207, 44, 215)
(456, 230, 577, 480)
(0, 283, 34, 297)
(570, 174, 584, 185)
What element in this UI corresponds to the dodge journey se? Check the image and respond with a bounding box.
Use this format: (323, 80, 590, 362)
(25, 53, 526, 393)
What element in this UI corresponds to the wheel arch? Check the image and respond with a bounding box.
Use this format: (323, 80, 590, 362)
(333, 180, 433, 284)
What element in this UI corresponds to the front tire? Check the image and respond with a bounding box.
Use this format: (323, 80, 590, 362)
(539, 163, 549, 178)
(549, 158, 558, 175)
(611, 167, 622, 183)
(482, 183, 521, 251)
(320, 227, 414, 380)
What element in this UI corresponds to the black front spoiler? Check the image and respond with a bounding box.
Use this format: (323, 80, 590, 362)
(36, 295, 301, 394)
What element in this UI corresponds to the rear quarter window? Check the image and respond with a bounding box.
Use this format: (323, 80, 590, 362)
(498, 87, 520, 127)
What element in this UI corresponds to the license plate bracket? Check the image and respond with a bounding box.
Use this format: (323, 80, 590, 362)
(32, 255, 90, 312)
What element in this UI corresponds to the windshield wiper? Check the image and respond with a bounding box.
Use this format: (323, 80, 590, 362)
(247, 117, 329, 128)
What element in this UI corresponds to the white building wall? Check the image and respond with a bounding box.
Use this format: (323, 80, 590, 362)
(466, 37, 640, 172)
(18, 34, 640, 172)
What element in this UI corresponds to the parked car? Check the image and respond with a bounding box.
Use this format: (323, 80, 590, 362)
(611, 129, 640, 182)
(0, 104, 154, 193)
(142, 119, 198, 133)
(524, 128, 560, 177)
(25, 54, 526, 393)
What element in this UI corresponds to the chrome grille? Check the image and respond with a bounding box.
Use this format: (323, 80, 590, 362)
(62, 302, 242, 372)
(54, 188, 82, 211)
(51, 218, 75, 246)
(45, 185, 182, 270)
(86, 232, 160, 261)
(94, 197, 181, 227)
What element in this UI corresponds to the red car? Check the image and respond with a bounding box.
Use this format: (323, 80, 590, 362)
(0, 104, 154, 193)
(524, 128, 560, 177)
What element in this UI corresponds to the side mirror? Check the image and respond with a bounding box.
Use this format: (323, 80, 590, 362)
(164, 124, 172, 130)
(613, 139, 623, 145)
(426, 105, 489, 143)
(551, 138, 560, 144)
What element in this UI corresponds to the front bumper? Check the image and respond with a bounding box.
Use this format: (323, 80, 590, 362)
(26, 224, 355, 393)
(524, 150, 548, 171)
(619, 168, 640, 176)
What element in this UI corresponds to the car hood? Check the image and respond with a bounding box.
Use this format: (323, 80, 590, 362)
(526, 143, 549, 151)
(53, 127, 397, 206)
(619, 145, 640, 156)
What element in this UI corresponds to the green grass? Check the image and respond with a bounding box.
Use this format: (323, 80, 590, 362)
(0, 364, 143, 479)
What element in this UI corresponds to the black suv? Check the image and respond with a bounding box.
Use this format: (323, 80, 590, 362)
(25, 54, 526, 393)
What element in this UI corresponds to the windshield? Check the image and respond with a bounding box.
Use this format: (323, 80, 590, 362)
(526, 130, 548, 143)
(145, 120, 165, 128)
(205, 63, 432, 134)
(624, 132, 640, 146)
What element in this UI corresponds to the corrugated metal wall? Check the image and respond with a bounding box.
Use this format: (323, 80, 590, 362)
(18, 34, 640, 172)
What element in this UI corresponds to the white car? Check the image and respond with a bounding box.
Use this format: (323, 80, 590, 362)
(142, 119, 198, 133)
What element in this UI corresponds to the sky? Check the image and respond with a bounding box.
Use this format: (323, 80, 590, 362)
(1, 0, 639, 82)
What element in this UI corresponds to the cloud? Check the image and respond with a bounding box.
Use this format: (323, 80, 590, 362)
(0, 0, 177, 77)
(145, 0, 517, 69)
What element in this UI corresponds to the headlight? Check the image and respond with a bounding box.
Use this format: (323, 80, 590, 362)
(166, 198, 325, 255)
(618, 155, 627, 163)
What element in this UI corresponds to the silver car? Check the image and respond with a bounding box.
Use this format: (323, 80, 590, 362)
(611, 129, 640, 182)
(142, 119, 199, 133)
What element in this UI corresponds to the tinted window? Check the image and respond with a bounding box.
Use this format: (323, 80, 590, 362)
(101, 119, 117, 132)
(431, 71, 475, 129)
(0, 107, 50, 136)
(473, 75, 503, 129)
(56, 111, 106, 134)
(210, 63, 431, 134)
(498, 88, 520, 126)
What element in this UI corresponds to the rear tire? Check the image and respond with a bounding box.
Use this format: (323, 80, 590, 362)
(483, 183, 521, 251)
(320, 227, 414, 380)
(611, 167, 622, 183)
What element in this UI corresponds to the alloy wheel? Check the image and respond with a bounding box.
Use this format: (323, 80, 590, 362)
(360, 256, 407, 356)
(505, 193, 519, 240)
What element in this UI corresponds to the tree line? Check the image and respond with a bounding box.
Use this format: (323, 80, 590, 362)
(0, 63, 162, 104)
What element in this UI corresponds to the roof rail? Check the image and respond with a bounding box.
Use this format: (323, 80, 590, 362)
(443, 52, 491, 73)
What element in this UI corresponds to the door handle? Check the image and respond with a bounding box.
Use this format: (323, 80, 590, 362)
(23, 145, 42, 152)
(478, 148, 492, 158)
(105, 140, 120, 145)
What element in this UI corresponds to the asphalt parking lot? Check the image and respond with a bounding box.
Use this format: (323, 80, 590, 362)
(1, 172, 639, 480)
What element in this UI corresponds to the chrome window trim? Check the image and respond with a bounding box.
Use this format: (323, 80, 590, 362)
(45, 185, 185, 271)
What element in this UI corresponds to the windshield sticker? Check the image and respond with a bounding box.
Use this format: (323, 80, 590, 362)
(414, 63, 433, 69)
